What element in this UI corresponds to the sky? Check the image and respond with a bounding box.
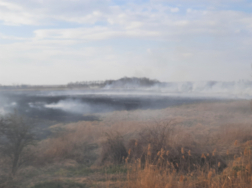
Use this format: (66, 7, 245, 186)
(0, 0, 252, 85)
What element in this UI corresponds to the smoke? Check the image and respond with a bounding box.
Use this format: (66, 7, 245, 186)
(45, 99, 91, 114)
(0, 79, 251, 123)
(0, 107, 7, 115)
(103, 80, 252, 98)
(0, 94, 17, 115)
(156, 81, 252, 98)
(32, 79, 252, 99)
(28, 102, 46, 109)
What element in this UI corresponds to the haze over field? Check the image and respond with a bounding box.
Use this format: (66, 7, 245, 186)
(0, 77, 251, 123)
(1, 1, 252, 188)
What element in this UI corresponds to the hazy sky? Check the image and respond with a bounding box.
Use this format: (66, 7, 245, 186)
(0, 0, 252, 85)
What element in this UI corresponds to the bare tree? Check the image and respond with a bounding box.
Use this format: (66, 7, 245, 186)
(0, 112, 36, 176)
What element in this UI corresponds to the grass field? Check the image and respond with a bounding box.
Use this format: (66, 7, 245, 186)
(1, 99, 252, 188)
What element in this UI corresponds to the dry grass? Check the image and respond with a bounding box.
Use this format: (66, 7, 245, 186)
(1, 100, 252, 187)
(125, 140, 252, 188)
(36, 123, 103, 164)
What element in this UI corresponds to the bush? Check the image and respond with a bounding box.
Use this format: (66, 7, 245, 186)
(127, 122, 174, 164)
(127, 122, 227, 173)
(100, 132, 128, 164)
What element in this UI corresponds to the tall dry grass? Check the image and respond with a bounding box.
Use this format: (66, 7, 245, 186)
(125, 140, 252, 188)
(14, 100, 252, 188)
(35, 101, 252, 164)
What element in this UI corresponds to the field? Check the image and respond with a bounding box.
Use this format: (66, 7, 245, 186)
(1, 99, 252, 188)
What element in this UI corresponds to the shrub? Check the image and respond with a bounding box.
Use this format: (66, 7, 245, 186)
(127, 122, 227, 173)
(100, 132, 128, 164)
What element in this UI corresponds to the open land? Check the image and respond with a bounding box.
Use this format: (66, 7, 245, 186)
(1, 98, 252, 188)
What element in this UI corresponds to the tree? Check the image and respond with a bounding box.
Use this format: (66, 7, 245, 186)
(0, 112, 36, 176)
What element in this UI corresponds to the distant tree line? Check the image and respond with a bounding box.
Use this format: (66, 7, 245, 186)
(67, 77, 161, 89)
(0, 77, 161, 90)
(67, 80, 107, 88)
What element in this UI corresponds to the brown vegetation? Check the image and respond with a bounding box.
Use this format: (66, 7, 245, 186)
(125, 140, 252, 188)
(1, 100, 252, 187)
